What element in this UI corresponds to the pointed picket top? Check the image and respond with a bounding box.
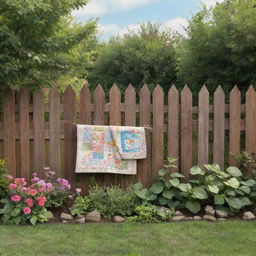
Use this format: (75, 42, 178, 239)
(94, 84, 105, 98)
(181, 85, 192, 100)
(199, 85, 209, 96)
(109, 83, 121, 98)
(80, 84, 91, 96)
(64, 85, 75, 98)
(168, 84, 178, 96)
(246, 85, 256, 97)
(139, 84, 150, 97)
(230, 85, 240, 98)
(153, 84, 164, 97)
(125, 83, 136, 94)
(214, 85, 225, 97)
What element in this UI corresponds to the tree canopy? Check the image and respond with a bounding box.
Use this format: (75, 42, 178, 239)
(87, 23, 178, 92)
(0, 0, 97, 97)
(177, 0, 256, 95)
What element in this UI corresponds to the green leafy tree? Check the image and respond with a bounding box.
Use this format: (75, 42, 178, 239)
(87, 23, 179, 92)
(177, 0, 256, 96)
(0, 0, 97, 98)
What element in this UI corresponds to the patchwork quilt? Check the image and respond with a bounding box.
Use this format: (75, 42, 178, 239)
(75, 125, 146, 175)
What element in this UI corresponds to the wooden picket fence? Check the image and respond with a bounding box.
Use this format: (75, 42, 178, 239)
(1, 84, 256, 193)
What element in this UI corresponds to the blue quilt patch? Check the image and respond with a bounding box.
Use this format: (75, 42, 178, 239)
(120, 131, 139, 153)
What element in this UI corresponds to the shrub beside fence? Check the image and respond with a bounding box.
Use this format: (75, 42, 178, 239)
(0, 84, 256, 193)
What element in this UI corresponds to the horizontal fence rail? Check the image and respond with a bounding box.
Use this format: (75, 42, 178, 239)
(0, 84, 255, 193)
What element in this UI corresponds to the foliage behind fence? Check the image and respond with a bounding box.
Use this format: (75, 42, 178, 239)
(1, 84, 256, 193)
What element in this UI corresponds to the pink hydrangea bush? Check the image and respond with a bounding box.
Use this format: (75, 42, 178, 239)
(0, 177, 53, 225)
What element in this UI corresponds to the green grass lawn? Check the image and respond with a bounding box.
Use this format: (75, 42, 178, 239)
(0, 221, 256, 256)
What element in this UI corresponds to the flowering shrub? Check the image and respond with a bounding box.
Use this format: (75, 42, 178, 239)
(0, 177, 53, 225)
(0, 160, 9, 198)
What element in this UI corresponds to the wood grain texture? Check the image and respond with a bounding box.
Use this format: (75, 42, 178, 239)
(138, 84, 151, 187)
(79, 86, 91, 194)
(168, 85, 179, 172)
(213, 86, 225, 170)
(49, 86, 61, 175)
(63, 86, 76, 187)
(108, 84, 122, 186)
(181, 85, 192, 180)
(19, 87, 30, 181)
(123, 84, 136, 187)
(229, 86, 240, 166)
(33, 90, 45, 177)
(198, 85, 209, 167)
(93, 84, 105, 187)
(3, 88, 16, 176)
(246, 86, 256, 157)
(152, 85, 164, 181)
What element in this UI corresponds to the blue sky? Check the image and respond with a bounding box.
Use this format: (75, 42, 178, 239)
(73, 0, 223, 40)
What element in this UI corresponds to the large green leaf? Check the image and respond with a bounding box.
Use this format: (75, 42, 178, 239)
(150, 182, 164, 194)
(133, 183, 144, 191)
(169, 178, 180, 187)
(179, 183, 192, 193)
(241, 180, 256, 187)
(214, 194, 225, 205)
(158, 169, 168, 177)
(208, 185, 219, 194)
(135, 188, 149, 200)
(159, 196, 168, 206)
(225, 197, 242, 210)
(240, 197, 253, 207)
(224, 178, 240, 189)
(11, 208, 21, 217)
(192, 187, 208, 200)
(30, 216, 38, 226)
(190, 166, 205, 176)
(162, 190, 174, 199)
(239, 186, 251, 194)
(171, 172, 185, 178)
(186, 201, 201, 214)
(226, 167, 242, 177)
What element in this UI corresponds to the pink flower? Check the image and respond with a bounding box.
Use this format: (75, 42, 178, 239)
(32, 172, 38, 177)
(37, 196, 46, 202)
(39, 187, 45, 193)
(75, 188, 81, 194)
(11, 195, 21, 202)
(27, 189, 38, 196)
(38, 200, 45, 206)
(23, 207, 31, 215)
(25, 198, 33, 207)
(14, 178, 27, 186)
(31, 177, 40, 183)
(7, 175, 13, 179)
(9, 183, 17, 189)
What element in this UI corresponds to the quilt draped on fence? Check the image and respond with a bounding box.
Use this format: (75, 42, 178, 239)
(75, 125, 146, 175)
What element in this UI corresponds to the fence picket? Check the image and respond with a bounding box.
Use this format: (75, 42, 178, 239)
(3, 88, 16, 176)
(246, 86, 256, 161)
(124, 84, 136, 187)
(93, 84, 105, 186)
(49, 86, 61, 175)
(19, 87, 30, 181)
(229, 86, 241, 166)
(33, 90, 45, 177)
(109, 84, 122, 186)
(213, 86, 225, 169)
(152, 85, 164, 181)
(168, 85, 179, 172)
(198, 85, 209, 167)
(64, 86, 76, 187)
(181, 86, 192, 180)
(79, 86, 91, 194)
(138, 84, 151, 187)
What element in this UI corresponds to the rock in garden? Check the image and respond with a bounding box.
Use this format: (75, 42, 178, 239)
(113, 216, 125, 223)
(205, 205, 215, 216)
(62, 220, 68, 223)
(185, 217, 194, 221)
(60, 212, 73, 221)
(243, 211, 255, 220)
(203, 215, 217, 222)
(171, 216, 185, 221)
(216, 210, 228, 218)
(194, 216, 202, 220)
(86, 210, 101, 222)
(76, 217, 86, 224)
(174, 211, 184, 217)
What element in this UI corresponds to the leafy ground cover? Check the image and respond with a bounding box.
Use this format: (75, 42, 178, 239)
(0, 221, 256, 256)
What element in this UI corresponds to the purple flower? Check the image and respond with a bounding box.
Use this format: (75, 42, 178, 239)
(37, 180, 46, 186)
(32, 172, 38, 177)
(31, 177, 40, 183)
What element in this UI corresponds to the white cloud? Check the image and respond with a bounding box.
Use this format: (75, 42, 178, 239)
(73, 0, 156, 16)
(98, 17, 189, 39)
(203, 0, 225, 8)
